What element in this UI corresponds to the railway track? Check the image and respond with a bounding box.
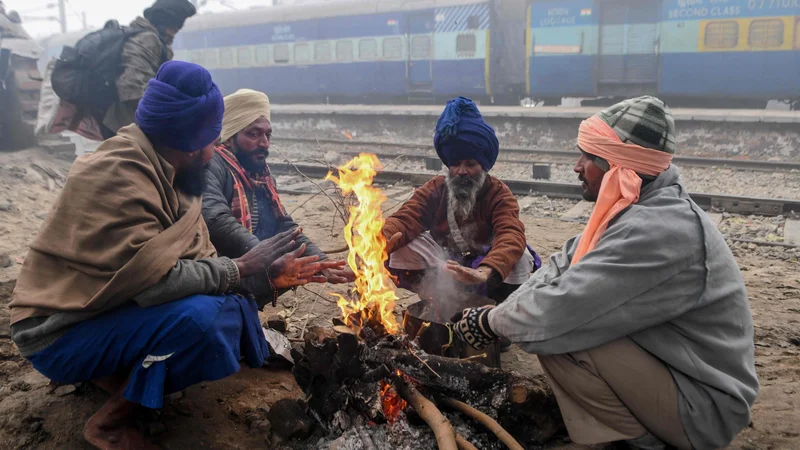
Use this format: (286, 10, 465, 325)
(268, 162, 800, 217)
(276, 137, 800, 173)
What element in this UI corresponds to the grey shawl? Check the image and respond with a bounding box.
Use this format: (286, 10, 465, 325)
(489, 165, 758, 450)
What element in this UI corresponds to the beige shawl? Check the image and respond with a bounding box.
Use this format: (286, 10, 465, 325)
(10, 124, 216, 324)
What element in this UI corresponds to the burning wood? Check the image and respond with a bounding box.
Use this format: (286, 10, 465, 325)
(280, 155, 563, 448)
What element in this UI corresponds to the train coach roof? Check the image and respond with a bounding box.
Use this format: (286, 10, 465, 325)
(183, 0, 489, 31)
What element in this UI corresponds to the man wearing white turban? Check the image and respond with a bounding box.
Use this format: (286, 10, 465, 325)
(203, 89, 354, 301)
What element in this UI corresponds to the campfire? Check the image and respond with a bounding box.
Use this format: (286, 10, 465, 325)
(284, 154, 562, 449)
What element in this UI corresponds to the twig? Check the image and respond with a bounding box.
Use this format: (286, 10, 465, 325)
(455, 434, 479, 450)
(396, 378, 457, 450)
(460, 353, 488, 362)
(409, 348, 441, 379)
(300, 285, 337, 304)
(287, 187, 339, 216)
(382, 190, 416, 215)
(439, 397, 524, 450)
(271, 144, 347, 222)
(299, 293, 320, 341)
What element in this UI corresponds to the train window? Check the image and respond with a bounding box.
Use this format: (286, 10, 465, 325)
(467, 15, 480, 30)
(255, 46, 270, 65)
(796, 19, 800, 48)
(189, 50, 205, 65)
(315, 42, 332, 63)
(411, 36, 432, 59)
(456, 34, 477, 56)
(295, 43, 311, 64)
(382, 37, 403, 60)
(336, 41, 353, 61)
(205, 49, 219, 69)
(220, 48, 235, 68)
(237, 47, 252, 67)
(274, 44, 290, 64)
(704, 22, 738, 49)
(359, 39, 378, 60)
(749, 19, 784, 48)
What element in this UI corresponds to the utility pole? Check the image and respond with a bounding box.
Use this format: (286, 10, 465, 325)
(58, 0, 66, 33)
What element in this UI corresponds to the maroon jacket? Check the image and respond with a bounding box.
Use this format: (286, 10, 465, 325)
(383, 175, 526, 280)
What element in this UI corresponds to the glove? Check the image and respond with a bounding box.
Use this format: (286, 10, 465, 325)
(451, 306, 497, 350)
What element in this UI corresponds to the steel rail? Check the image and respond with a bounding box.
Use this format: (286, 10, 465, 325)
(276, 137, 800, 172)
(268, 162, 800, 217)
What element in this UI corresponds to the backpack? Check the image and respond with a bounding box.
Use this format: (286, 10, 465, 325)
(51, 20, 164, 111)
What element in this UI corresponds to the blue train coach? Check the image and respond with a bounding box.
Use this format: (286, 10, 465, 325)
(172, 0, 799, 107)
(527, 0, 799, 107)
(172, 0, 529, 104)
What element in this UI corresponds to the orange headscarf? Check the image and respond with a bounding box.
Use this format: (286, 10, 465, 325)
(572, 115, 674, 264)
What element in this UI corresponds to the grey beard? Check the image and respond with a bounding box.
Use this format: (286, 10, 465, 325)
(446, 171, 487, 221)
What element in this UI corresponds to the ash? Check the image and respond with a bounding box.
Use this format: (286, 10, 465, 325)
(283, 410, 506, 450)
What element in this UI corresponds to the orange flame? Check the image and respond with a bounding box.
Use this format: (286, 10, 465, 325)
(380, 380, 408, 423)
(325, 153, 400, 334)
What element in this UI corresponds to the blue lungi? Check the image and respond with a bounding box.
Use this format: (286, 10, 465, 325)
(27, 293, 269, 409)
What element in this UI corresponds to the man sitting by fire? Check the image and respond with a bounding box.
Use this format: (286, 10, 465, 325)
(382, 97, 540, 307)
(203, 88, 354, 288)
(451, 97, 759, 450)
(9, 62, 343, 449)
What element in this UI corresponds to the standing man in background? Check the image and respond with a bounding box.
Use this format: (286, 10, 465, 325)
(102, 0, 197, 138)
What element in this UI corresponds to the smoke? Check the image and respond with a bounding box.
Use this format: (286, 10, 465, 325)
(411, 247, 476, 323)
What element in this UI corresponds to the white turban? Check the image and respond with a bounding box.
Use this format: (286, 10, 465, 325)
(220, 89, 271, 143)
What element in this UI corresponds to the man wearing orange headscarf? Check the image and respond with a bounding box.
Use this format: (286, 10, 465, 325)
(452, 97, 758, 450)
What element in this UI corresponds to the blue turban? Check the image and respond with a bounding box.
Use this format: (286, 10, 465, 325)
(433, 97, 499, 171)
(135, 61, 224, 153)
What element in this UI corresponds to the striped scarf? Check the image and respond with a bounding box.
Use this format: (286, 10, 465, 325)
(214, 144, 286, 233)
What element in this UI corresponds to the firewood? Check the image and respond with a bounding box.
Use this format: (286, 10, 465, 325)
(455, 434, 479, 450)
(396, 377, 457, 450)
(292, 334, 564, 446)
(362, 346, 553, 408)
(440, 398, 523, 450)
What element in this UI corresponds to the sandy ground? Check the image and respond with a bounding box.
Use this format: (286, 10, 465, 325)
(0, 147, 798, 449)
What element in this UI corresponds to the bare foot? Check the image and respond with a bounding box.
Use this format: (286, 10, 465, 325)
(83, 374, 158, 449)
(84, 420, 156, 450)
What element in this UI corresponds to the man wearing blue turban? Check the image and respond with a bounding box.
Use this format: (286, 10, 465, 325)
(9, 61, 343, 449)
(382, 97, 540, 348)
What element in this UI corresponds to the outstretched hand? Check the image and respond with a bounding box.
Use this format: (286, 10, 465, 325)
(450, 305, 497, 350)
(444, 261, 493, 285)
(268, 244, 322, 288)
(234, 228, 302, 278)
(322, 264, 356, 284)
(384, 231, 403, 254)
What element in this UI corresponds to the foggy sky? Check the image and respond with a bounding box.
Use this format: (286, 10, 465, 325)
(5, 0, 269, 39)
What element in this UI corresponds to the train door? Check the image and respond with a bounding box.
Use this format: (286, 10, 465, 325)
(597, 0, 660, 97)
(407, 11, 435, 101)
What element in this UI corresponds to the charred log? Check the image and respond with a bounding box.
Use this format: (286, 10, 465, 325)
(291, 331, 564, 447)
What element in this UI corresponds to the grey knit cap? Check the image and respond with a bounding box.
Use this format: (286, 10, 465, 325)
(587, 96, 676, 172)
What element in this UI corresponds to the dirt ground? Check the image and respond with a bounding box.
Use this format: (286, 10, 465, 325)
(0, 147, 798, 449)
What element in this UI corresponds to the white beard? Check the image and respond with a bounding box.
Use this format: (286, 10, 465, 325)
(446, 170, 487, 221)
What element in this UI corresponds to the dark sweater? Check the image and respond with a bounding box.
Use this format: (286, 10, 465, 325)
(202, 152, 326, 260)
